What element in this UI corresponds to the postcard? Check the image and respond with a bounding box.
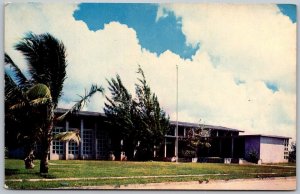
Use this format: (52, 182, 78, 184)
(4, 2, 296, 190)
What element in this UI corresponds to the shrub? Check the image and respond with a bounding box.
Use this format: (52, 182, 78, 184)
(247, 148, 259, 163)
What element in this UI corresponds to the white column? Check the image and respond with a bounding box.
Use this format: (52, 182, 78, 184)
(65, 121, 69, 160)
(49, 138, 53, 160)
(164, 138, 167, 158)
(94, 122, 98, 159)
(231, 138, 234, 158)
(80, 119, 84, 159)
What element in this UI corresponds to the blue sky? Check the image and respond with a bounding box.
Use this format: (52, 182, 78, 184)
(277, 4, 297, 23)
(73, 3, 199, 59)
(74, 3, 295, 61)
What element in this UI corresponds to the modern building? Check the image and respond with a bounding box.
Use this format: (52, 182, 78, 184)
(49, 108, 290, 164)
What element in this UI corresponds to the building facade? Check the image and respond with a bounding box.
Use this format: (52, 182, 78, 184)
(50, 109, 290, 163)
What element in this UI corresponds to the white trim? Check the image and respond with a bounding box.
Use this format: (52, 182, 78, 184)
(80, 119, 84, 158)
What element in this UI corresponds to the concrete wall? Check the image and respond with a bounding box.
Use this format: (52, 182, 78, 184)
(260, 137, 287, 163)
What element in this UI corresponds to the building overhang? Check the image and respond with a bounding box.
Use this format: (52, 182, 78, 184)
(55, 108, 106, 117)
(169, 121, 244, 133)
(240, 134, 292, 139)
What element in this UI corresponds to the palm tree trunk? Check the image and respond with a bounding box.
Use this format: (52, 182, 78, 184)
(39, 124, 52, 173)
(24, 148, 35, 169)
(39, 140, 50, 173)
(39, 105, 54, 174)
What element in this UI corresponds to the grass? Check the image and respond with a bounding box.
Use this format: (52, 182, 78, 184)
(5, 159, 296, 189)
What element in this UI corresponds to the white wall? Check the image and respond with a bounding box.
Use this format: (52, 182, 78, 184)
(259, 137, 287, 163)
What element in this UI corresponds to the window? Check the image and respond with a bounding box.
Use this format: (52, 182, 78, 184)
(68, 128, 79, 154)
(83, 129, 93, 155)
(96, 130, 107, 158)
(284, 139, 289, 160)
(52, 127, 65, 154)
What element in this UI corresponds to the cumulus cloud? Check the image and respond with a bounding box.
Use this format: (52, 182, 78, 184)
(5, 3, 296, 141)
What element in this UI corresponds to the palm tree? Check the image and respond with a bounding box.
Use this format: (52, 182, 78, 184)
(5, 32, 103, 173)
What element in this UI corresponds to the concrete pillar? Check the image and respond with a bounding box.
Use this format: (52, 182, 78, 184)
(231, 138, 234, 158)
(95, 139, 98, 159)
(49, 138, 53, 160)
(219, 139, 222, 156)
(164, 138, 167, 158)
(80, 119, 84, 159)
(65, 121, 69, 160)
(94, 122, 97, 159)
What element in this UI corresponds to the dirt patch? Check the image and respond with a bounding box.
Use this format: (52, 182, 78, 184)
(65, 177, 296, 190)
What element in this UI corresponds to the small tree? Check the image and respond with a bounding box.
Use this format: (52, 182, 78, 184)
(104, 66, 170, 160)
(289, 142, 296, 163)
(134, 66, 170, 160)
(183, 120, 211, 158)
(104, 74, 138, 160)
(247, 148, 259, 163)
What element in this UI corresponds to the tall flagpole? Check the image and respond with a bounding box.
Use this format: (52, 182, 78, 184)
(175, 64, 179, 161)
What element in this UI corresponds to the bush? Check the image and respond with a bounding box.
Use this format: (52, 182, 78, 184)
(181, 150, 196, 158)
(247, 149, 259, 163)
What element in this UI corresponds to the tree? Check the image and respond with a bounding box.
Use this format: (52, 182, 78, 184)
(5, 32, 103, 173)
(181, 121, 211, 158)
(289, 142, 296, 163)
(104, 74, 139, 160)
(134, 66, 170, 160)
(104, 66, 170, 160)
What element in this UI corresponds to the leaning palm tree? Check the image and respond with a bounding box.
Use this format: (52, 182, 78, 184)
(5, 32, 103, 173)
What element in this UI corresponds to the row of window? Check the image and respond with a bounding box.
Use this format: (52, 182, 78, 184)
(52, 127, 107, 156)
(52, 127, 65, 154)
(52, 127, 95, 155)
(83, 130, 93, 155)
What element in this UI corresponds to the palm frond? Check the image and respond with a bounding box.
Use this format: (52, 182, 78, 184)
(5, 53, 30, 89)
(56, 84, 104, 121)
(53, 130, 81, 145)
(29, 97, 52, 107)
(26, 83, 51, 100)
(9, 101, 27, 110)
(4, 71, 26, 102)
(14, 32, 67, 105)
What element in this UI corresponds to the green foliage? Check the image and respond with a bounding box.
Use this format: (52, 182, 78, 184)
(134, 65, 170, 160)
(5, 33, 68, 157)
(247, 148, 259, 163)
(182, 122, 211, 157)
(289, 142, 296, 163)
(104, 66, 170, 160)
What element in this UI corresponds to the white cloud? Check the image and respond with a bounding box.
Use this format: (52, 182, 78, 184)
(5, 3, 296, 141)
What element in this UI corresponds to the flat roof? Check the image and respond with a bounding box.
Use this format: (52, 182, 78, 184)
(240, 134, 291, 139)
(55, 108, 244, 132)
(169, 121, 244, 132)
(55, 108, 106, 117)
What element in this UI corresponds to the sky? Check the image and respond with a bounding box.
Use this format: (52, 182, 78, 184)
(4, 3, 297, 141)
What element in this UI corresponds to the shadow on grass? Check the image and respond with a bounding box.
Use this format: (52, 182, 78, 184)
(5, 168, 57, 179)
(40, 173, 56, 179)
(5, 169, 20, 176)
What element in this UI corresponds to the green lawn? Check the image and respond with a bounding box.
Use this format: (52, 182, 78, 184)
(5, 159, 296, 189)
